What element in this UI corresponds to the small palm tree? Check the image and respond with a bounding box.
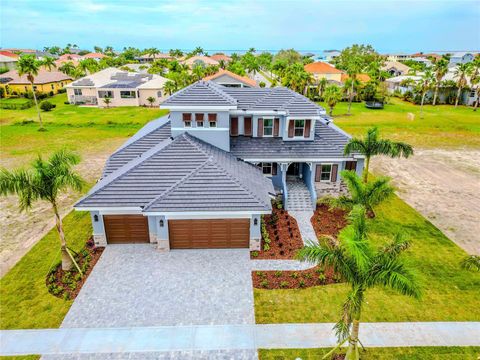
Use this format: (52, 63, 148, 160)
(41, 56, 57, 71)
(0, 149, 84, 271)
(346, 58, 363, 114)
(103, 96, 112, 108)
(317, 77, 328, 100)
(454, 63, 471, 107)
(192, 64, 205, 81)
(146, 96, 156, 107)
(469, 57, 480, 111)
(16, 55, 44, 130)
(431, 55, 450, 105)
(417, 69, 434, 118)
(297, 205, 420, 360)
(163, 81, 177, 95)
(59, 61, 76, 77)
(344, 127, 413, 183)
(461, 255, 480, 271)
(329, 170, 394, 217)
(324, 84, 343, 116)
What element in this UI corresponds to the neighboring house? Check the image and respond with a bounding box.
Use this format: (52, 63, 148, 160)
(304, 61, 343, 83)
(385, 53, 412, 62)
(323, 50, 341, 62)
(210, 53, 232, 63)
(382, 61, 411, 76)
(1, 48, 56, 60)
(449, 52, 476, 65)
(75, 81, 363, 250)
(340, 73, 371, 83)
(0, 68, 72, 97)
(203, 69, 257, 87)
(55, 53, 82, 66)
(82, 53, 107, 61)
(183, 55, 219, 68)
(0, 51, 18, 70)
(135, 53, 173, 63)
(65, 67, 169, 107)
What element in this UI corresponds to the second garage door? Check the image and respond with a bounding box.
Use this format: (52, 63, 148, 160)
(169, 219, 249, 249)
(103, 215, 149, 244)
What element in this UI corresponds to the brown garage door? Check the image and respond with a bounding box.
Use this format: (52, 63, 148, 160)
(169, 219, 249, 249)
(103, 215, 149, 244)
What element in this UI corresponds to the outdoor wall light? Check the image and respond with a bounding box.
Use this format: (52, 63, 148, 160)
(254, 218, 258, 226)
(93, 215, 99, 222)
(159, 219, 164, 227)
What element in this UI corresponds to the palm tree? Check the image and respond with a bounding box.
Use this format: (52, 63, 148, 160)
(324, 84, 343, 116)
(192, 64, 205, 81)
(193, 46, 204, 56)
(41, 56, 57, 71)
(329, 170, 394, 217)
(0, 149, 85, 271)
(344, 127, 414, 183)
(16, 55, 44, 130)
(78, 59, 98, 74)
(461, 255, 480, 271)
(146, 96, 156, 107)
(469, 57, 480, 111)
(297, 205, 420, 360)
(147, 47, 160, 59)
(59, 62, 76, 77)
(344, 77, 360, 105)
(163, 81, 177, 95)
(431, 55, 450, 105)
(317, 77, 328, 100)
(248, 47, 256, 53)
(417, 69, 434, 118)
(103, 97, 112, 108)
(454, 63, 471, 107)
(346, 57, 363, 114)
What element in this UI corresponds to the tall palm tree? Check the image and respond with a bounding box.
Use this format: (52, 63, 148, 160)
(317, 77, 328, 100)
(163, 80, 177, 95)
(417, 69, 435, 118)
(59, 62, 76, 77)
(78, 59, 98, 74)
(192, 64, 205, 81)
(16, 55, 44, 130)
(41, 56, 57, 71)
(469, 57, 480, 111)
(454, 63, 471, 107)
(431, 55, 450, 105)
(0, 149, 84, 271)
(329, 170, 394, 217)
(344, 77, 360, 104)
(324, 84, 343, 116)
(344, 127, 414, 183)
(298, 205, 420, 360)
(193, 46, 204, 55)
(346, 57, 363, 114)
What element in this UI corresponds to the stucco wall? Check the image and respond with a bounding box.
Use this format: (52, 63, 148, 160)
(138, 88, 167, 107)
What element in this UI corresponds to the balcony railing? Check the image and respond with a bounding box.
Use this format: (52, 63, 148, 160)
(70, 95, 98, 105)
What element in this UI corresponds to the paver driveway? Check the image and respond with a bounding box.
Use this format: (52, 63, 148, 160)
(61, 244, 254, 328)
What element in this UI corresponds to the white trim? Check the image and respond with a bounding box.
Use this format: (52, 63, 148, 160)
(242, 157, 362, 162)
(319, 163, 333, 183)
(229, 110, 287, 115)
(75, 207, 143, 212)
(171, 127, 229, 131)
(161, 105, 237, 111)
(262, 118, 274, 137)
(287, 116, 321, 120)
(147, 211, 271, 217)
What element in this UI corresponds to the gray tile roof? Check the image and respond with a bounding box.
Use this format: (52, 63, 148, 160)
(161, 81, 326, 117)
(230, 120, 352, 160)
(103, 119, 171, 176)
(76, 133, 273, 212)
(161, 81, 237, 107)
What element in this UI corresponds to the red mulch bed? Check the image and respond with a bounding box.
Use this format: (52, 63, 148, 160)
(251, 207, 304, 259)
(252, 265, 340, 289)
(311, 203, 348, 241)
(46, 237, 104, 300)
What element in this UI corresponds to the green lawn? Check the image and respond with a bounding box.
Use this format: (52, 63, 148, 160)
(254, 195, 480, 323)
(320, 98, 480, 149)
(0, 211, 91, 329)
(259, 347, 480, 360)
(0, 93, 168, 167)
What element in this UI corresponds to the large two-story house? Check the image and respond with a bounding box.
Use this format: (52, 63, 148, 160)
(75, 81, 364, 251)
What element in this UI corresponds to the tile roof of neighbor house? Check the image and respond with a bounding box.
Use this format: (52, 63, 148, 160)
(58, 54, 83, 61)
(162, 81, 327, 117)
(0, 69, 72, 84)
(203, 69, 257, 87)
(230, 120, 352, 160)
(75, 132, 273, 212)
(381, 61, 411, 73)
(0, 51, 19, 59)
(136, 53, 172, 60)
(82, 53, 107, 59)
(0, 54, 18, 63)
(210, 54, 232, 62)
(341, 73, 371, 83)
(184, 55, 220, 67)
(304, 62, 343, 74)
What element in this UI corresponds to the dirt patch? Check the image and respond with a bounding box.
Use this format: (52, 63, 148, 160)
(252, 265, 340, 289)
(46, 238, 104, 300)
(311, 204, 348, 241)
(371, 149, 480, 255)
(0, 142, 121, 277)
(251, 208, 304, 259)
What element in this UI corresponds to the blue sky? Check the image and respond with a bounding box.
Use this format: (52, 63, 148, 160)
(1, 0, 479, 53)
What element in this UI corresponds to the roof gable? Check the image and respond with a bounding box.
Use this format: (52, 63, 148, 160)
(161, 81, 238, 107)
(203, 69, 257, 87)
(304, 62, 343, 74)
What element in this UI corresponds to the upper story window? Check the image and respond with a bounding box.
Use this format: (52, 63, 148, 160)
(294, 120, 305, 137)
(261, 162, 272, 175)
(320, 164, 332, 181)
(208, 113, 217, 127)
(195, 113, 204, 127)
(120, 91, 136, 98)
(183, 113, 192, 128)
(74, 88, 82, 96)
(263, 118, 273, 136)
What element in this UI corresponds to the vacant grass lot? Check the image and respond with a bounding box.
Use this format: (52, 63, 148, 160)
(0, 211, 91, 329)
(259, 347, 480, 360)
(320, 98, 480, 149)
(254, 195, 480, 323)
(0, 93, 167, 168)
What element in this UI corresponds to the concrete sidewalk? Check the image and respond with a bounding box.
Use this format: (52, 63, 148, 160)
(1, 322, 479, 356)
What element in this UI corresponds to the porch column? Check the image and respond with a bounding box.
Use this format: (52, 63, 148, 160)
(280, 163, 289, 210)
(306, 162, 317, 210)
(250, 214, 261, 251)
(90, 211, 107, 246)
(155, 215, 170, 251)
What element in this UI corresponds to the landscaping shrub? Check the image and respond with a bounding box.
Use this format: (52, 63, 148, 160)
(40, 100, 56, 112)
(0, 98, 33, 109)
(259, 81, 266, 88)
(58, 88, 66, 94)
